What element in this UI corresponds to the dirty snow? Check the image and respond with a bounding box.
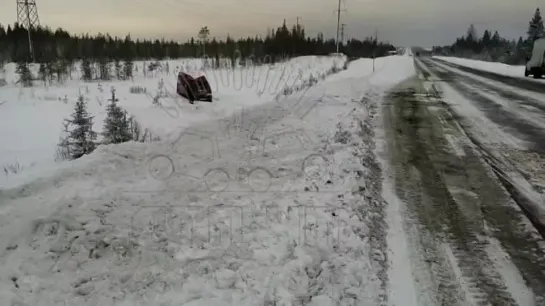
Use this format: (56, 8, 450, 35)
(420, 57, 545, 240)
(430, 59, 545, 110)
(371, 54, 420, 306)
(416, 59, 528, 150)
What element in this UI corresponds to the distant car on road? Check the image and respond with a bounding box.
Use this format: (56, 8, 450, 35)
(525, 38, 545, 78)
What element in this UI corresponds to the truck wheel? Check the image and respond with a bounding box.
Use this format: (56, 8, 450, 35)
(302, 154, 329, 180)
(248, 167, 272, 192)
(204, 168, 230, 192)
(533, 73, 542, 79)
(147, 154, 175, 181)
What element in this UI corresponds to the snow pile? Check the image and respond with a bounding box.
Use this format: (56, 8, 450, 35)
(0, 55, 346, 187)
(123, 55, 347, 138)
(433, 56, 537, 80)
(0, 54, 414, 306)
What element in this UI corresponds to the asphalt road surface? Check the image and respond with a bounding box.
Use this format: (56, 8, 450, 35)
(381, 55, 545, 305)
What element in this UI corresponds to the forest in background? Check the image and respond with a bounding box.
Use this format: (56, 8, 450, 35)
(0, 20, 395, 64)
(432, 8, 545, 65)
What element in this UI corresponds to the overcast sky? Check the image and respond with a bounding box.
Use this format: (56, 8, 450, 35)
(0, 0, 542, 47)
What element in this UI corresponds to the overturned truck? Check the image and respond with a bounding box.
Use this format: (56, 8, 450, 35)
(176, 72, 213, 103)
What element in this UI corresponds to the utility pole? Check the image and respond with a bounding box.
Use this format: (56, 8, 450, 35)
(336, 1, 347, 53)
(336, 0, 342, 53)
(16, 0, 40, 62)
(340, 23, 346, 45)
(373, 28, 378, 72)
(335, 0, 347, 53)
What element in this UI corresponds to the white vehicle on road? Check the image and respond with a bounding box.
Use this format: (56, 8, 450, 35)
(525, 37, 545, 78)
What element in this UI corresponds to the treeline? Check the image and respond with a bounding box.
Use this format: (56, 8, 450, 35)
(432, 8, 545, 65)
(0, 20, 395, 64)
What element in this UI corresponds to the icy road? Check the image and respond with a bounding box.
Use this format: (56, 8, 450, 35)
(381, 54, 545, 305)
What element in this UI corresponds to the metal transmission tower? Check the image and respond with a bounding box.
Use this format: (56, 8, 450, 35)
(16, 0, 40, 61)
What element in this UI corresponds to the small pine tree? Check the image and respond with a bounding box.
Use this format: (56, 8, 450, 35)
(81, 59, 92, 81)
(54, 60, 69, 83)
(45, 61, 55, 82)
(528, 8, 545, 43)
(57, 95, 98, 160)
(38, 63, 48, 86)
(115, 60, 123, 80)
(516, 36, 526, 61)
(215, 52, 220, 69)
(466, 24, 477, 42)
(98, 58, 111, 81)
(0, 60, 5, 86)
(67, 60, 75, 80)
(16, 62, 33, 87)
(491, 31, 501, 47)
(124, 59, 134, 80)
(102, 88, 133, 144)
(481, 30, 491, 48)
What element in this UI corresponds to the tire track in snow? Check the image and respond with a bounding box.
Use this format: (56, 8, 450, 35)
(416, 60, 545, 304)
(424, 60, 545, 154)
(452, 133, 545, 304)
(383, 81, 468, 306)
(430, 59, 545, 114)
(384, 78, 524, 305)
(433, 58, 545, 94)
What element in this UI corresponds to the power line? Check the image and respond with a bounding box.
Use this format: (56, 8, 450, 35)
(16, 0, 40, 62)
(335, 0, 347, 53)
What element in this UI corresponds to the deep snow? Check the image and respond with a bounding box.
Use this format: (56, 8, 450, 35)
(0, 56, 346, 188)
(0, 53, 416, 305)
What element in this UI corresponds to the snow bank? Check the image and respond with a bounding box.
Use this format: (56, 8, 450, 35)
(0, 55, 346, 188)
(0, 54, 412, 306)
(433, 56, 525, 77)
(433, 56, 545, 83)
(120, 55, 347, 139)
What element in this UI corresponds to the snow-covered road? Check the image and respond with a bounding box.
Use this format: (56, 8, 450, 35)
(433, 55, 545, 84)
(418, 57, 545, 222)
(0, 54, 416, 305)
(377, 55, 545, 305)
